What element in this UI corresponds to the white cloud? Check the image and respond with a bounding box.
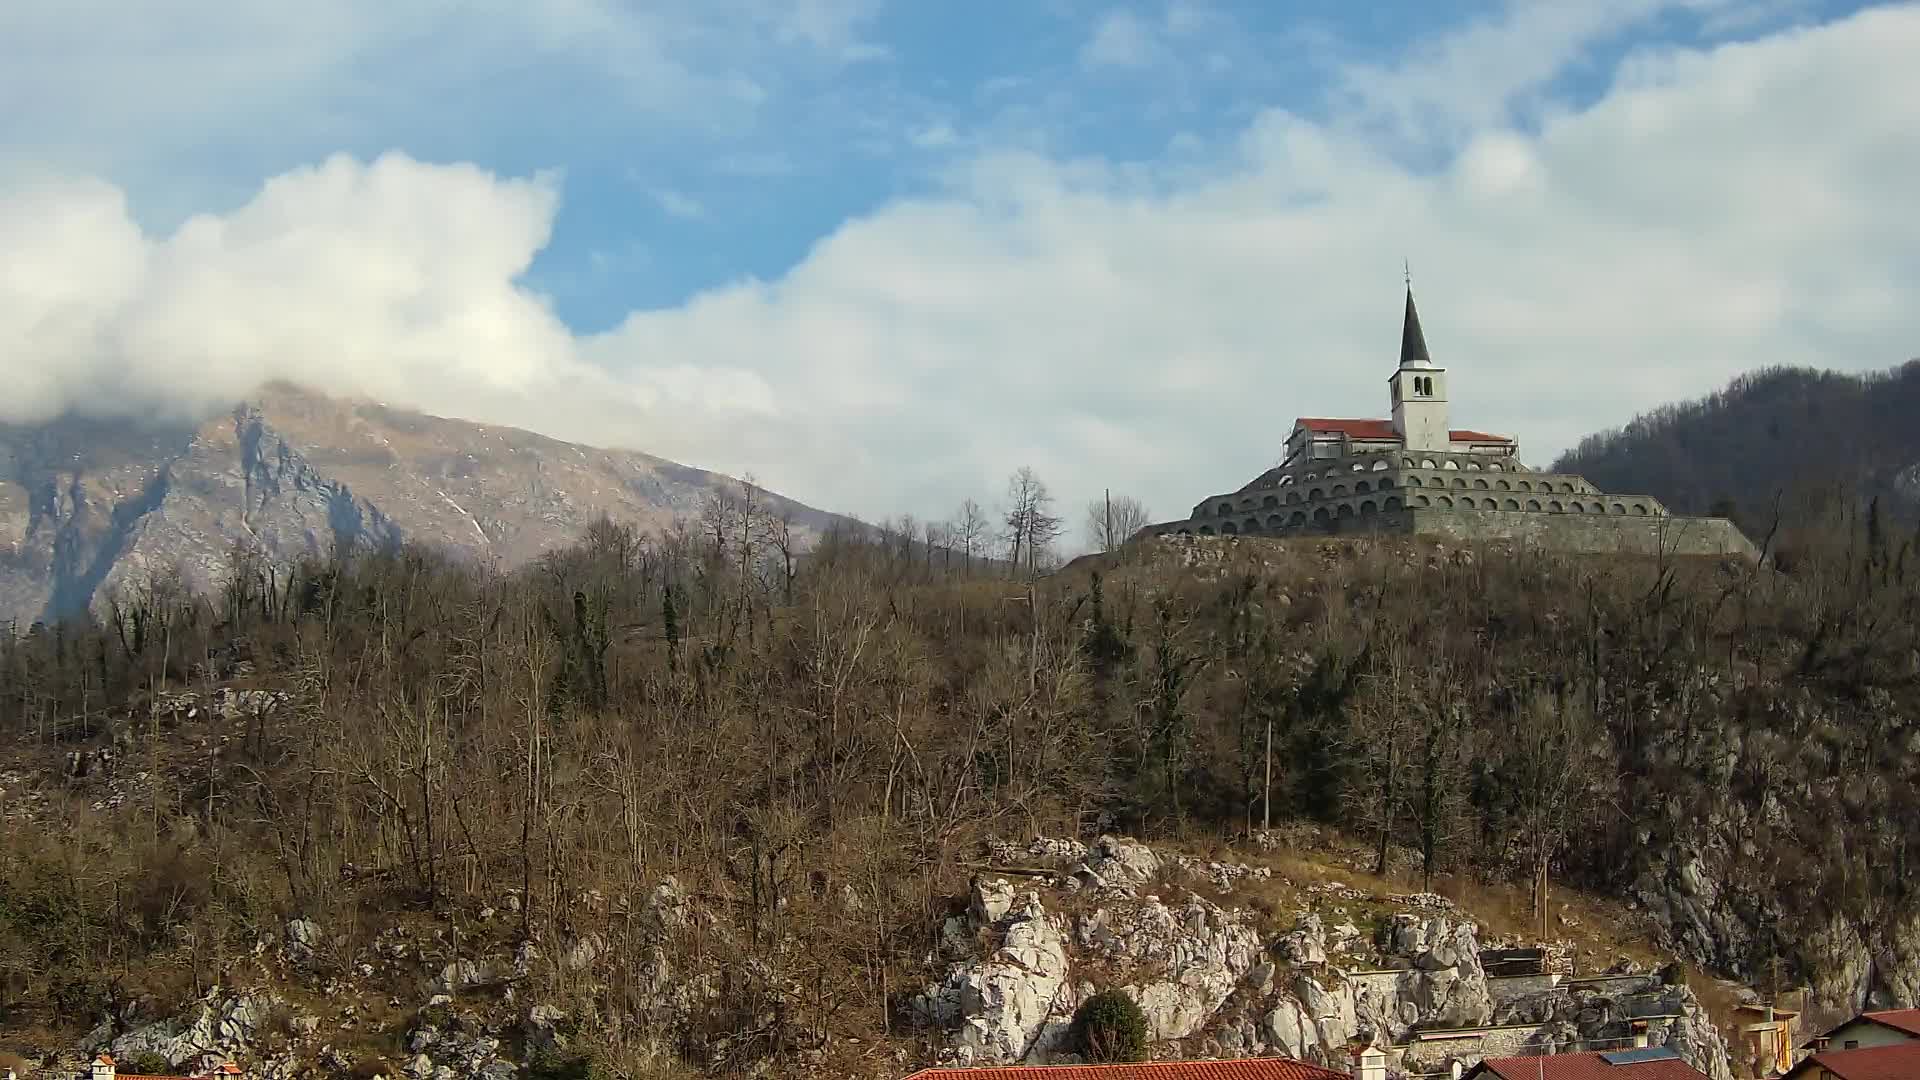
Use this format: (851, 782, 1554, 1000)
(651, 188, 707, 219)
(2, 4, 1917, 537)
(1081, 11, 1158, 69)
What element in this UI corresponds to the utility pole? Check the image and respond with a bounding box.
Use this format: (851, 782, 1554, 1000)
(1105, 488, 1112, 553)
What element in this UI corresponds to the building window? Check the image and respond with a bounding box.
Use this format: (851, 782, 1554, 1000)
(1356, 480, 1371, 494)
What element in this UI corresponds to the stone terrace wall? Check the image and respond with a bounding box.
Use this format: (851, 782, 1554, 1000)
(1392, 508, 1756, 559)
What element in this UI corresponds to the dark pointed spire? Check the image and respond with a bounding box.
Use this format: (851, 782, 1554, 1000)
(1399, 285, 1432, 369)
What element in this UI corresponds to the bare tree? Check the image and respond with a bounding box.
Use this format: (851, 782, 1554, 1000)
(1002, 467, 1061, 577)
(1085, 492, 1152, 553)
(956, 499, 988, 570)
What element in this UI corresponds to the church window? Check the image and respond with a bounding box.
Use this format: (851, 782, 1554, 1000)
(1527, 499, 1542, 511)
(1356, 481, 1371, 494)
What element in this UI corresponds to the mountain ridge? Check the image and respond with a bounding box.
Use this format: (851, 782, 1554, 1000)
(0, 384, 845, 625)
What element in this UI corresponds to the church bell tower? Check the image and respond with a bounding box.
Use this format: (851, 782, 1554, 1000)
(1389, 286, 1450, 452)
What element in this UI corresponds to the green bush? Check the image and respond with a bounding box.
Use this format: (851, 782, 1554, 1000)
(129, 1054, 173, 1076)
(1072, 989, 1149, 1063)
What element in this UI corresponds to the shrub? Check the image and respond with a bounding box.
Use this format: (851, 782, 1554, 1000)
(1072, 989, 1149, 1063)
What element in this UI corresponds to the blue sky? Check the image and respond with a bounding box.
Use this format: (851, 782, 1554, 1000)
(2, 0, 1915, 534)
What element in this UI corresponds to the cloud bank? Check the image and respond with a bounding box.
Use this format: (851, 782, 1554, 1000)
(2, 3, 1917, 531)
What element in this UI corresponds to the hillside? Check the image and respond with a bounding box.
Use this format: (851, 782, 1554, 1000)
(0, 384, 845, 626)
(1552, 361, 1920, 537)
(2, 513, 1915, 1079)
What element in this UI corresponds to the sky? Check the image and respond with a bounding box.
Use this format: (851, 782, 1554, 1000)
(2, 0, 1917, 536)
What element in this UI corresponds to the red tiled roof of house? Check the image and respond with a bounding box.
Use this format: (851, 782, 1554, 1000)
(1292, 418, 1512, 444)
(1471, 1049, 1709, 1080)
(1860, 1008, 1920, 1037)
(1786, 1041, 1920, 1079)
(899, 1059, 1348, 1080)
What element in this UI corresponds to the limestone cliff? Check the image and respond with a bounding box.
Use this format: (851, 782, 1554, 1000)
(0, 384, 844, 625)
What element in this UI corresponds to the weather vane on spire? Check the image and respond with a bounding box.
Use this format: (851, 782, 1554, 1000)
(1404, 258, 1412, 289)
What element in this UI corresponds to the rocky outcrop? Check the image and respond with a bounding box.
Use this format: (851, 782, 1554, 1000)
(913, 883, 1074, 1065)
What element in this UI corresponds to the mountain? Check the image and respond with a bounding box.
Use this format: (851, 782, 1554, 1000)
(0, 383, 845, 625)
(1552, 361, 1920, 537)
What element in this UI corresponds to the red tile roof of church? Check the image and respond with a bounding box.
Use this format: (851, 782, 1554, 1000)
(1470, 1049, 1709, 1079)
(1293, 418, 1512, 444)
(1786, 1042, 1920, 1079)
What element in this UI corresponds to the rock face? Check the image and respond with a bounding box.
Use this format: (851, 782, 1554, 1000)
(0, 383, 847, 624)
(916, 836, 1735, 1080)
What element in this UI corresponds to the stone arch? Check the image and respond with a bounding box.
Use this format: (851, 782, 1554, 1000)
(1351, 462, 1366, 472)
(1503, 498, 1520, 510)
(1548, 500, 1562, 512)
(1403, 457, 1417, 467)
(1263, 495, 1280, 508)
(1632, 503, 1649, 515)
(1516, 480, 1532, 492)
(1488, 462, 1504, 472)
(1360, 500, 1378, 515)
(1437, 495, 1454, 508)
(1442, 460, 1459, 470)
(1385, 495, 1403, 510)
(1285, 491, 1301, 505)
(1336, 503, 1355, 518)
(1408, 476, 1423, 487)
(1474, 478, 1490, 489)
(1414, 495, 1431, 507)
(1332, 484, 1348, 497)
(1527, 499, 1542, 511)
(1569, 502, 1584, 514)
(1221, 521, 1238, 534)
(1267, 514, 1284, 529)
(1356, 480, 1372, 494)
(1289, 511, 1307, 526)
(1312, 507, 1332, 523)
(1217, 502, 1233, 515)
(1278, 474, 1293, 486)
(1420, 458, 1438, 469)
(1378, 476, 1395, 489)
(1452, 477, 1468, 489)
(1240, 499, 1256, 510)
(1244, 517, 1261, 533)
(1309, 488, 1323, 500)
(1371, 459, 1389, 471)
(1467, 461, 1483, 471)
(1560, 482, 1575, 493)
(1496, 479, 1511, 490)
(1611, 503, 1627, 515)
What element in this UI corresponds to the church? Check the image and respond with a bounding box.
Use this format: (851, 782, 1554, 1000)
(1149, 289, 1756, 558)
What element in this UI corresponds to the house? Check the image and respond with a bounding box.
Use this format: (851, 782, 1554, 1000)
(87, 1055, 244, 1080)
(899, 1051, 1363, 1080)
(1462, 1047, 1711, 1080)
(1801, 1009, 1920, 1053)
(1732, 1002, 1801, 1076)
(1780, 1041, 1920, 1079)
